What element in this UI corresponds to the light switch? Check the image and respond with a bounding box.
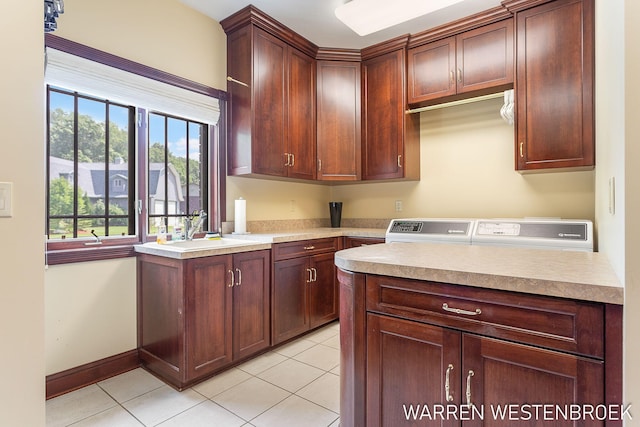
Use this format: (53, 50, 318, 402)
(0, 182, 13, 217)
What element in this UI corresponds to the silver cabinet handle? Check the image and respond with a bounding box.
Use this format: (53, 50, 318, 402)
(457, 68, 462, 83)
(397, 155, 402, 168)
(284, 153, 291, 166)
(318, 159, 322, 171)
(228, 269, 235, 287)
(306, 268, 313, 283)
(290, 153, 295, 167)
(442, 303, 481, 316)
(311, 267, 317, 282)
(304, 245, 315, 250)
(466, 370, 474, 407)
(445, 364, 454, 402)
(450, 70, 455, 85)
(235, 268, 242, 286)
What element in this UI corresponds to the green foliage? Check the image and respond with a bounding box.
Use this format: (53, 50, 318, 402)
(49, 108, 129, 163)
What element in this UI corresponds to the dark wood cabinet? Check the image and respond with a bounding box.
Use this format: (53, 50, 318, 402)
(509, 0, 594, 170)
(343, 236, 385, 248)
(339, 270, 620, 427)
(316, 53, 362, 181)
(222, 7, 317, 180)
(272, 238, 339, 344)
(362, 37, 420, 181)
(408, 19, 514, 105)
(138, 250, 270, 389)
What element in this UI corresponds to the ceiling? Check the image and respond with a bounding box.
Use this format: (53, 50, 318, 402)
(179, 0, 503, 49)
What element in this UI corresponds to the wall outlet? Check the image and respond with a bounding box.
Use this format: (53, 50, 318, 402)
(395, 200, 403, 212)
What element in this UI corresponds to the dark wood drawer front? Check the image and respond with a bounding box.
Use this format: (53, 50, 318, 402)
(366, 275, 604, 358)
(273, 238, 339, 260)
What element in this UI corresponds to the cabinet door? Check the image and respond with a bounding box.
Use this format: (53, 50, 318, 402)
(272, 257, 309, 344)
(309, 252, 338, 328)
(462, 334, 604, 427)
(185, 255, 233, 381)
(232, 250, 271, 360)
(407, 37, 456, 104)
(362, 48, 407, 180)
(367, 314, 461, 427)
(253, 27, 288, 176)
(287, 48, 316, 180)
(456, 19, 513, 94)
(515, 0, 594, 170)
(317, 60, 361, 181)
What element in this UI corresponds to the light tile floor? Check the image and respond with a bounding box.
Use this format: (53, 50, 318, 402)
(46, 322, 341, 427)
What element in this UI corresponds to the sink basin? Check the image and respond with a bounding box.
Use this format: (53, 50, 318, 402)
(145, 237, 261, 252)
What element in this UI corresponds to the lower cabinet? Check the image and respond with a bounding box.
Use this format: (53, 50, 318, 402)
(339, 271, 622, 427)
(272, 238, 340, 345)
(138, 250, 270, 389)
(367, 313, 604, 427)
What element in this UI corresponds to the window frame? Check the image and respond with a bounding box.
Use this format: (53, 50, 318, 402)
(45, 34, 226, 265)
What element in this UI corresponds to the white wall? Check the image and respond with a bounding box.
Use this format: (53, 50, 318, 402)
(0, 1, 45, 425)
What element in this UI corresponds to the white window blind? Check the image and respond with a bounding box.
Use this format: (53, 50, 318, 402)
(45, 48, 220, 125)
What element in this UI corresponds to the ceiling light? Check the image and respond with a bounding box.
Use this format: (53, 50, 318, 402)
(335, 0, 465, 36)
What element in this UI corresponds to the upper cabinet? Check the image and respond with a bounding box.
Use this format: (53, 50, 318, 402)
(407, 11, 514, 106)
(316, 49, 362, 181)
(222, 7, 317, 180)
(507, 0, 595, 171)
(362, 38, 420, 181)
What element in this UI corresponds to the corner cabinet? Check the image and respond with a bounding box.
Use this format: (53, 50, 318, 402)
(362, 37, 420, 181)
(407, 18, 514, 105)
(508, 0, 595, 171)
(316, 49, 362, 181)
(137, 250, 270, 390)
(272, 238, 340, 344)
(339, 271, 623, 427)
(222, 7, 317, 180)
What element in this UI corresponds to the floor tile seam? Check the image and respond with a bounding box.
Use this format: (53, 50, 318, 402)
(151, 399, 218, 427)
(289, 355, 340, 373)
(56, 387, 120, 427)
(95, 381, 164, 406)
(254, 368, 326, 394)
(235, 352, 293, 376)
(289, 392, 341, 418)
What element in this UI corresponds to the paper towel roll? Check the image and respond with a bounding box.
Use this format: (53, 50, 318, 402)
(234, 198, 247, 234)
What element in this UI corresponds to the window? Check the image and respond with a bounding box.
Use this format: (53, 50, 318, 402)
(46, 87, 136, 240)
(44, 35, 224, 264)
(147, 112, 208, 235)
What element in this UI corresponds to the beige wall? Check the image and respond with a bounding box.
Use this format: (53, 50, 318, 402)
(333, 97, 595, 222)
(45, 259, 136, 375)
(0, 1, 45, 425)
(623, 0, 640, 419)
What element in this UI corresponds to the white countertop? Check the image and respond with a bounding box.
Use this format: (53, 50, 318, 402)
(334, 242, 624, 305)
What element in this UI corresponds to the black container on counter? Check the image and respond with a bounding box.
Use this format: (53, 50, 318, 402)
(329, 202, 342, 228)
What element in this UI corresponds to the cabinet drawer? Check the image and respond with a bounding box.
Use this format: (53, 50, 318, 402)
(273, 238, 339, 261)
(366, 275, 604, 358)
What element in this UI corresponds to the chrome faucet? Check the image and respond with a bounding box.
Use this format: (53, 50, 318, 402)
(186, 210, 207, 240)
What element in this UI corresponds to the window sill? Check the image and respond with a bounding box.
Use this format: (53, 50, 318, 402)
(46, 244, 136, 265)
